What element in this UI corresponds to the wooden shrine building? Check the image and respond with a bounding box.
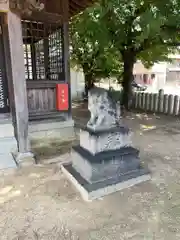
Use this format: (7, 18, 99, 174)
(0, 0, 93, 167)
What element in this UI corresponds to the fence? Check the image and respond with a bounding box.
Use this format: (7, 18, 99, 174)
(133, 90, 180, 116)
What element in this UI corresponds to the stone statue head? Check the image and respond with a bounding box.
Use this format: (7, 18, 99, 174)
(87, 87, 121, 130)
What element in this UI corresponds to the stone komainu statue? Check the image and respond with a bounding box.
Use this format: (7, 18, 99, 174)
(87, 87, 121, 130)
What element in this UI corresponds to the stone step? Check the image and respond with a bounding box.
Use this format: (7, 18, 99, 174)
(0, 153, 17, 170)
(0, 137, 17, 154)
(0, 121, 14, 138)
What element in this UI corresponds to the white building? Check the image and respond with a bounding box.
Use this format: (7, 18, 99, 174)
(133, 54, 180, 93)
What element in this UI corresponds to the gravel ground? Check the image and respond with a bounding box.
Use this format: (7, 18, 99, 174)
(0, 105, 180, 239)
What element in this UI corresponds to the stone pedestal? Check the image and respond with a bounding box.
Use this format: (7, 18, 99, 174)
(62, 125, 150, 201)
(0, 117, 17, 170)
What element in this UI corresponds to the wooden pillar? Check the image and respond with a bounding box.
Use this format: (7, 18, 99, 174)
(43, 28, 49, 79)
(62, 0, 72, 118)
(30, 43, 37, 80)
(1, 14, 16, 136)
(5, 11, 34, 162)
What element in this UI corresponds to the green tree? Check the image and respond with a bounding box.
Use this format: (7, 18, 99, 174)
(71, 0, 180, 108)
(101, 0, 180, 109)
(70, 4, 122, 97)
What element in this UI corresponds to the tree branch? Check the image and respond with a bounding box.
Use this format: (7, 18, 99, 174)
(131, 4, 148, 22)
(135, 35, 180, 54)
(161, 24, 180, 32)
(135, 38, 154, 53)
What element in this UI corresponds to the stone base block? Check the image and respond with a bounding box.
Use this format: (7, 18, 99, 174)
(0, 118, 18, 171)
(62, 163, 150, 201)
(0, 137, 17, 154)
(29, 119, 75, 141)
(0, 153, 17, 170)
(72, 145, 140, 183)
(13, 152, 36, 167)
(80, 126, 132, 154)
(0, 137, 17, 170)
(0, 118, 14, 138)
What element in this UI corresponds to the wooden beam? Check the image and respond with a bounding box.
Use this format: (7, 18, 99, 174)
(45, 0, 62, 15)
(61, 0, 72, 118)
(6, 10, 31, 156)
(69, 0, 94, 15)
(26, 79, 65, 89)
(30, 42, 37, 80)
(70, 0, 87, 10)
(20, 0, 95, 20)
(43, 37, 49, 79)
(22, 11, 63, 24)
(2, 12, 20, 140)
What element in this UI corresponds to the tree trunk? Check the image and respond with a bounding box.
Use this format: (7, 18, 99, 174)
(122, 52, 135, 110)
(84, 73, 94, 98)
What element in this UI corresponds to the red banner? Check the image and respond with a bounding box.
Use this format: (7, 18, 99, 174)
(56, 84, 69, 111)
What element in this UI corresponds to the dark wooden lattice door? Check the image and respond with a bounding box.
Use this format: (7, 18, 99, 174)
(0, 18, 9, 113)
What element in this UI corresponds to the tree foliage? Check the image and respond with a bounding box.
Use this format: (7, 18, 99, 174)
(70, 0, 180, 107)
(70, 4, 123, 96)
(100, 0, 180, 108)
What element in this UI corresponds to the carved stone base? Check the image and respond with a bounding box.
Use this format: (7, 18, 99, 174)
(80, 126, 132, 154)
(62, 127, 150, 200)
(72, 145, 141, 183)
